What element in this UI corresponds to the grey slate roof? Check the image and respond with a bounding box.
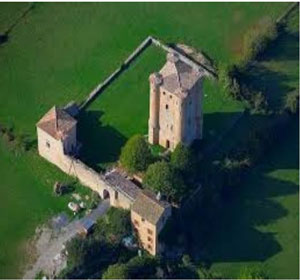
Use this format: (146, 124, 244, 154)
(131, 189, 170, 225)
(159, 53, 204, 97)
(104, 169, 141, 201)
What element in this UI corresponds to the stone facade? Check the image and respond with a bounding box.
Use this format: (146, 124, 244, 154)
(131, 190, 172, 255)
(148, 53, 204, 150)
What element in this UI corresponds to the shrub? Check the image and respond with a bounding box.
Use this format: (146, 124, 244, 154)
(238, 267, 268, 279)
(250, 91, 269, 114)
(102, 263, 129, 279)
(242, 17, 278, 63)
(94, 208, 131, 244)
(120, 134, 153, 173)
(144, 161, 187, 202)
(284, 90, 299, 114)
(126, 255, 158, 279)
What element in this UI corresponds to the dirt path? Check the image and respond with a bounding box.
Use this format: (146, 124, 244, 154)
(23, 200, 110, 279)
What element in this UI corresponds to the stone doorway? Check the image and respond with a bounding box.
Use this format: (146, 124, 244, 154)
(103, 189, 110, 200)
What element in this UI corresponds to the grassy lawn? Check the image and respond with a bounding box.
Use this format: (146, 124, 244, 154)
(78, 46, 243, 167)
(0, 2, 293, 278)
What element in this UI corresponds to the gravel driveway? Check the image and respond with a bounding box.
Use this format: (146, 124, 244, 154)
(23, 199, 110, 279)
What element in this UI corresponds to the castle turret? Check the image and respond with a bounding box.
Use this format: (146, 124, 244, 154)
(148, 72, 162, 145)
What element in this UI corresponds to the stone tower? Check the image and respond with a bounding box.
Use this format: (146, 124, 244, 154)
(148, 52, 204, 150)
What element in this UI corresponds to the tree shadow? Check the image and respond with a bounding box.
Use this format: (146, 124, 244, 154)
(186, 112, 299, 267)
(77, 110, 127, 170)
(238, 26, 299, 112)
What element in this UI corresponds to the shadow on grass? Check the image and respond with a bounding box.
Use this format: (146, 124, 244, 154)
(239, 27, 299, 111)
(77, 110, 127, 170)
(186, 113, 299, 266)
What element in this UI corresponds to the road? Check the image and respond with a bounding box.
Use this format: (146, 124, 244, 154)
(23, 199, 110, 279)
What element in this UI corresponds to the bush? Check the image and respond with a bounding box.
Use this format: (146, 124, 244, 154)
(242, 17, 278, 63)
(120, 134, 153, 173)
(144, 161, 187, 202)
(238, 267, 268, 279)
(94, 208, 131, 244)
(102, 263, 129, 279)
(284, 90, 299, 114)
(126, 255, 158, 279)
(249, 91, 268, 114)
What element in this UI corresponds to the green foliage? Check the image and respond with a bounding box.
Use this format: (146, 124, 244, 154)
(102, 263, 129, 279)
(284, 90, 299, 114)
(171, 143, 196, 180)
(242, 17, 278, 63)
(120, 134, 153, 173)
(249, 91, 269, 114)
(94, 208, 131, 244)
(61, 236, 117, 278)
(126, 255, 158, 279)
(144, 161, 187, 202)
(238, 267, 268, 279)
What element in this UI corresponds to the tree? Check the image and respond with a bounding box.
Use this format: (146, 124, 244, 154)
(61, 236, 117, 278)
(144, 161, 187, 202)
(120, 134, 153, 173)
(171, 143, 197, 180)
(284, 90, 299, 114)
(126, 255, 158, 279)
(102, 263, 129, 279)
(94, 208, 131, 244)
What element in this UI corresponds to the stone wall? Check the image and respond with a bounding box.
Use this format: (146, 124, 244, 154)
(38, 132, 133, 209)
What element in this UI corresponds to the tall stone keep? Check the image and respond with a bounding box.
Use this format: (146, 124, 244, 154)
(148, 52, 204, 150)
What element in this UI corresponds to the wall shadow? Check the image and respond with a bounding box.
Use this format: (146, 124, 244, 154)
(77, 110, 127, 170)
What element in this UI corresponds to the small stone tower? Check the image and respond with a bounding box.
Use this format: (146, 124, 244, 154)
(148, 52, 204, 150)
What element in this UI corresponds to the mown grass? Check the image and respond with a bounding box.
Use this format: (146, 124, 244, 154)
(0, 2, 291, 278)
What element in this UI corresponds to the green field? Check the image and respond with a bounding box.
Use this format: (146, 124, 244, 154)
(0, 2, 296, 278)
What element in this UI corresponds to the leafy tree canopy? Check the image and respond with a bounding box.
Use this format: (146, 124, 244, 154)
(120, 134, 153, 173)
(144, 161, 187, 202)
(94, 208, 131, 244)
(171, 143, 197, 179)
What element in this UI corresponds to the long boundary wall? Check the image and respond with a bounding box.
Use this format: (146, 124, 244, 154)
(79, 36, 217, 110)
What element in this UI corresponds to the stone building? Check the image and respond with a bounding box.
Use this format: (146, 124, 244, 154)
(36, 106, 78, 165)
(131, 190, 172, 255)
(148, 52, 204, 150)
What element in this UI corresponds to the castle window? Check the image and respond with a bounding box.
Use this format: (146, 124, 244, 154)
(141, 217, 145, 222)
(46, 141, 50, 148)
(170, 125, 173, 131)
(147, 228, 153, 235)
(134, 219, 139, 227)
(147, 244, 152, 251)
(147, 236, 153, 243)
(115, 191, 118, 200)
(165, 104, 169, 110)
(170, 95, 172, 99)
(163, 91, 166, 95)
